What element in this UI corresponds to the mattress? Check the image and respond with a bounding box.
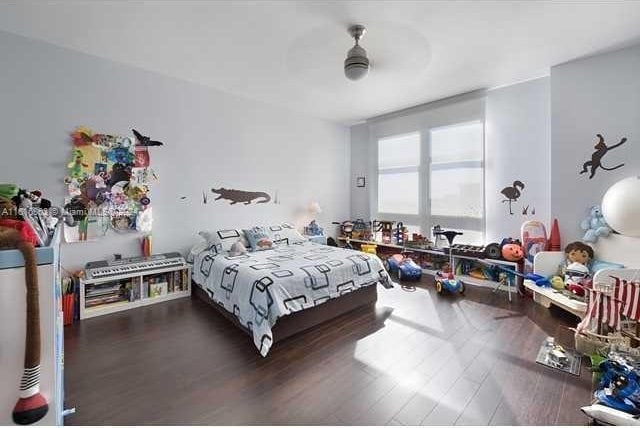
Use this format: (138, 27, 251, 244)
(192, 241, 391, 356)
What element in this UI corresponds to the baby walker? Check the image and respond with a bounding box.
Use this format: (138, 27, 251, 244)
(434, 229, 465, 295)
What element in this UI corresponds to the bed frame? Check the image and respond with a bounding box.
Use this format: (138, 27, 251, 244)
(192, 281, 378, 343)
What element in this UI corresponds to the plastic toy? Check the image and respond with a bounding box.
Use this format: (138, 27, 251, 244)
(333, 220, 354, 238)
(385, 252, 422, 281)
(433, 229, 465, 294)
(521, 220, 548, 273)
(305, 220, 324, 236)
(581, 205, 612, 243)
(501, 238, 524, 262)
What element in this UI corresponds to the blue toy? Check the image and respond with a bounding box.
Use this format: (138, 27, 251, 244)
(306, 220, 324, 236)
(477, 259, 551, 287)
(581, 205, 612, 243)
(385, 253, 422, 281)
(433, 230, 465, 295)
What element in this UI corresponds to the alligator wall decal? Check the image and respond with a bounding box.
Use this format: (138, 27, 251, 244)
(211, 187, 272, 205)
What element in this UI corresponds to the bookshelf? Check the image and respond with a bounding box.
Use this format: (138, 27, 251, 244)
(80, 265, 191, 319)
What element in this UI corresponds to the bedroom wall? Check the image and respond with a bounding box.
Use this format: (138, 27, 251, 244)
(0, 30, 351, 271)
(485, 77, 551, 242)
(349, 80, 551, 245)
(550, 43, 640, 265)
(350, 123, 370, 220)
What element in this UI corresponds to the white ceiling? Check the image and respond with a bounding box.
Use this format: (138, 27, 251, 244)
(1, 1, 640, 124)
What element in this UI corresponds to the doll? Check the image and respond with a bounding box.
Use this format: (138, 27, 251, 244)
(564, 241, 594, 266)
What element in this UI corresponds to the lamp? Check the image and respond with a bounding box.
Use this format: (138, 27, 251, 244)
(308, 201, 322, 215)
(602, 176, 640, 237)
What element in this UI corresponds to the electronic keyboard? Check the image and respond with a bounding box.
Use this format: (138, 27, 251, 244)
(84, 252, 187, 280)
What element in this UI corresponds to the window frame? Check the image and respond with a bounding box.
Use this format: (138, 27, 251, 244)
(372, 120, 485, 243)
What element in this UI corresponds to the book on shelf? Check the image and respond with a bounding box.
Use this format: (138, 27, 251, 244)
(149, 281, 168, 298)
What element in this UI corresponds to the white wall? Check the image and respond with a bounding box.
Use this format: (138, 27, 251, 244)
(350, 85, 551, 245)
(485, 77, 551, 242)
(0, 31, 350, 270)
(551, 44, 640, 246)
(350, 123, 370, 220)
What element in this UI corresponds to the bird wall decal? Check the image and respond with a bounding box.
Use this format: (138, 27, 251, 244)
(501, 180, 525, 215)
(132, 129, 164, 146)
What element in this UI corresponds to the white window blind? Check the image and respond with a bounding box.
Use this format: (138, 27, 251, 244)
(377, 133, 420, 215)
(429, 121, 484, 244)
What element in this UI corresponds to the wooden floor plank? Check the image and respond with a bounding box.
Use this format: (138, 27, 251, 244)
(64, 276, 591, 425)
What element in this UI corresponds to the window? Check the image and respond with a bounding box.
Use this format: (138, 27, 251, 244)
(377, 133, 420, 215)
(374, 122, 484, 244)
(429, 121, 484, 244)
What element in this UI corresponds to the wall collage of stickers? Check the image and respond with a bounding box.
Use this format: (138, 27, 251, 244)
(63, 126, 163, 243)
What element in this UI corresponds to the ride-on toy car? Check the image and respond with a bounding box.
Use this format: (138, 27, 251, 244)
(385, 252, 422, 281)
(434, 229, 465, 295)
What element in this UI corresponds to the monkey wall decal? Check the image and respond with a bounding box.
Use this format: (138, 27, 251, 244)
(579, 134, 628, 179)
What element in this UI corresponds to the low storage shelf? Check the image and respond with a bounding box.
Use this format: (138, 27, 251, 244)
(80, 264, 191, 319)
(337, 236, 523, 292)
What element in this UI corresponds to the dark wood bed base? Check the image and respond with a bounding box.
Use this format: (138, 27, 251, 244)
(192, 281, 378, 343)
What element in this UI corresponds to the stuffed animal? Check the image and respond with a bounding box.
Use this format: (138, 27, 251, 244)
(581, 205, 612, 243)
(67, 148, 88, 179)
(229, 240, 247, 256)
(0, 204, 49, 424)
(306, 220, 324, 236)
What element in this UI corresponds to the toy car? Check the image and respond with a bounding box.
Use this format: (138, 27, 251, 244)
(433, 229, 466, 295)
(385, 253, 422, 281)
(435, 271, 465, 294)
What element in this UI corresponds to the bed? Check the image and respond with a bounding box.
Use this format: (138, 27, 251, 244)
(191, 240, 391, 356)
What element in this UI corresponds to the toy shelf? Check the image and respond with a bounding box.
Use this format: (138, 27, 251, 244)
(338, 236, 523, 292)
(80, 265, 191, 320)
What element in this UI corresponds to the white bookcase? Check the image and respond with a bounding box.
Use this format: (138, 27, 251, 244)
(80, 265, 191, 319)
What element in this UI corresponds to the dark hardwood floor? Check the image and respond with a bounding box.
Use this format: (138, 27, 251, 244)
(63, 277, 592, 425)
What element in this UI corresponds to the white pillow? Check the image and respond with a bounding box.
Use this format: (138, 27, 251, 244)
(198, 229, 247, 253)
(187, 241, 209, 263)
(265, 223, 307, 245)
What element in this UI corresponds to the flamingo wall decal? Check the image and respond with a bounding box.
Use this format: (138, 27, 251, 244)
(501, 180, 525, 215)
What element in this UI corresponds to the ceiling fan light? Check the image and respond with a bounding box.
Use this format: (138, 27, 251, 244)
(344, 24, 370, 81)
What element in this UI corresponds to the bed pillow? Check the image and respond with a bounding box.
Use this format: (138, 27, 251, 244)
(266, 222, 307, 245)
(198, 229, 246, 254)
(243, 226, 274, 251)
(187, 241, 209, 263)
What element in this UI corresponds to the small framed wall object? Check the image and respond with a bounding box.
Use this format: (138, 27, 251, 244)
(356, 176, 366, 188)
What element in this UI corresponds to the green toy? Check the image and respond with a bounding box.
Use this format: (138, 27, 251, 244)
(67, 149, 88, 179)
(0, 184, 19, 200)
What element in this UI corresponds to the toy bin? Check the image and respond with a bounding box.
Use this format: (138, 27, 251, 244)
(361, 244, 377, 255)
(62, 294, 75, 325)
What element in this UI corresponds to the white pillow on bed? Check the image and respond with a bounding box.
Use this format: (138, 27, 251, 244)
(187, 241, 209, 263)
(198, 229, 248, 253)
(265, 223, 307, 245)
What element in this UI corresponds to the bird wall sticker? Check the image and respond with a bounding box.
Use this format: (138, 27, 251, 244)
(501, 180, 525, 215)
(132, 129, 164, 146)
(579, 133, 628, 179)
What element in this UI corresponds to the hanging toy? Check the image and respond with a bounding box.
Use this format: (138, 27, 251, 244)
(0, 219, 48, 424)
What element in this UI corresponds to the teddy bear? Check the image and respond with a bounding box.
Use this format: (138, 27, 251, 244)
(580, 205, 612, 243)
